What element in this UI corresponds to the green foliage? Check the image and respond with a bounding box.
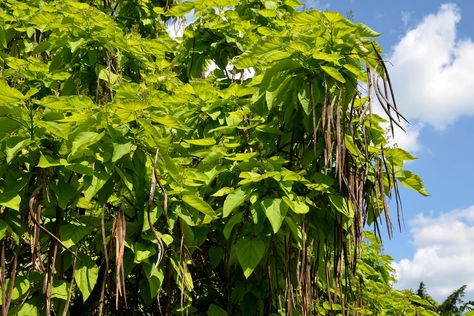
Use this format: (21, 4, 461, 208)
(354, 232, 438, 315)
(0, 0, 430, 314)
(437, 285, 474, 316)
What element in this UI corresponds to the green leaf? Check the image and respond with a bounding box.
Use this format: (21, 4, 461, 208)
(386, 148, 417, 166)
(143, 262, 164, 298)
(38, 95, 94, 110)
(112, 142, 136, 162)
(60, 223, 91, 248)
(223, 187, 250, 217)
(51, 279, 69, 300)
(211, 187, 234, 197)
(37, 154, 64, 168)
(208, 246, 224, 268)
(195, 0, 240, 10)
(150, 114, 187, 130)
(208, 304, 227, 316)
(166, 1, 194, 17)
(235, 237, 265, 278)
(5, 136, 32, 163)
(78, 172, 111, 208)
(69, 38, 86, 52)
(74, 253, 99, 302)
(396, 170, 430, 196)
(0, 27, 6, 49)
(133, 242, 156, 263)
(36, 121, 69, 139)
(223, 212, 243, 240)
(184, 138, 216, 146)
(0, 219, 8, 240)
(16, 302, 39, 316)
(226, 152, 257, 161)
(182, 195, 215, 216)
(0, 277, 30, 302)
(261, 198, 288, 234)
(0, 117, 22, 135)
(355, 23, 380, 37)
(297, 83, 311, 115)
(0, 191, 21, 211)
(0, 80, 26, 105)
(1, 209, 27, 240)
(70, 131, 104, 159)
(65, 162, 94, 176)
(313, 52, 341, 64)
(329, 195, 354, 218)
(321, 65, 346, 83)
(282, 196, 309, 214)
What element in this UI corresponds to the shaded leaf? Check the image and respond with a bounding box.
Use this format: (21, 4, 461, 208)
(223, 212, 243, 240)
(329, 195, 354, 218)
(208, 304, 227, 316)
(235, 237, 265, 278)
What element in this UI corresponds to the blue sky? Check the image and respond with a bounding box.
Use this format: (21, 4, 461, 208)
(304, 0, 474, 302)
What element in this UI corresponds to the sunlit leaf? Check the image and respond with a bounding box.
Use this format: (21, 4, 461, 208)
(261, 198, 288, 233)
(223, 187, 250, 217)
(396, 170, 429, 196)
(182, 195, 215, 216)
(74, 253, 99, 302)
(0, 80, 26, 105)
(321, 65, 346, 83)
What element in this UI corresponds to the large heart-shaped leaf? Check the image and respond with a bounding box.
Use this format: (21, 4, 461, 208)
(235, 237, 265, 278)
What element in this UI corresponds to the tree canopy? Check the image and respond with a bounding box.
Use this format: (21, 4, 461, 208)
(0, 0, 432, 315)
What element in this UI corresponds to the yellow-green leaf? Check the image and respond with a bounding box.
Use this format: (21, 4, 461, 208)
(182, 195, 215, 216)
(0, 80, 26, 105)
(262, 198, 288, 233)
(321, 65, 346, 83)
(74, 253, 99, 302)
(184, 138, 216, 146)
(223, 187, 250, 217)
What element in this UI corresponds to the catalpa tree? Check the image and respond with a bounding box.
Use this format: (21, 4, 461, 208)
(0, 0, 430, 315)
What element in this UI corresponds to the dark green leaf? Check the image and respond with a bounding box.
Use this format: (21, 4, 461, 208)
(235, 237, 265, 278)
(223, 212, 243, 240)
(208, 304, 227, 316)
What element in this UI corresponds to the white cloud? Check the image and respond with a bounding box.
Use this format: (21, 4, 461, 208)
(389, 3, 474, 131)
(401, 11, 413, 28)
(384, 120, 423, 152)
(393, 205, 474, 302)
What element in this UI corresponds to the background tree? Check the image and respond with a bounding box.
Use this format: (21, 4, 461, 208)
(0, 0, 430, 315)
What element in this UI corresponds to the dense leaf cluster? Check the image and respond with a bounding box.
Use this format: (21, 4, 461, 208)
(0, 0, 431, 314)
